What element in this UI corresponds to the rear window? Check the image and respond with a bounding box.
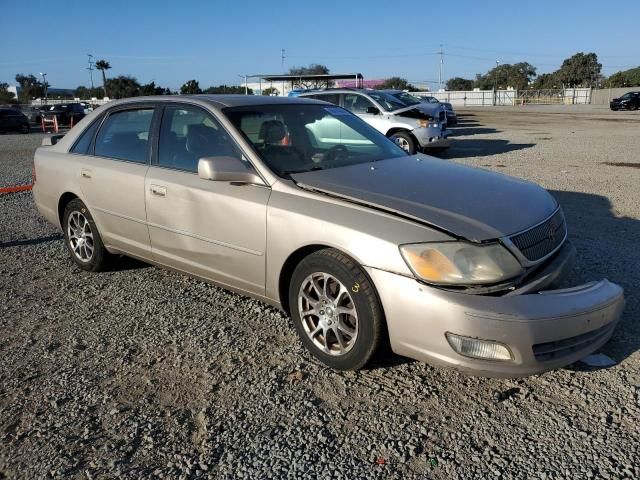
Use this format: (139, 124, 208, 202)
(71, 117, 102, 154)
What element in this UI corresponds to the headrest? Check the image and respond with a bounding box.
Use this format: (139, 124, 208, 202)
(259, 120, 287, 144)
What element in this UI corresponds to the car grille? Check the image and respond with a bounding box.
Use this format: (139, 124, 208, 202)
(532, 322, 616, 362)
(509, 209, 566, 262)
(439, 111, 446, 122)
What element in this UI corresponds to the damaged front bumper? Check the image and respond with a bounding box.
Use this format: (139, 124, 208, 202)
(366, 243, 625, 377)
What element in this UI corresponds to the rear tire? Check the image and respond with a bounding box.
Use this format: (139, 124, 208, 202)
(389, 131, 416, 154)
(20, 123, 30, 134)
(62, 199, 110, 272)
(289, 249, 384, 370)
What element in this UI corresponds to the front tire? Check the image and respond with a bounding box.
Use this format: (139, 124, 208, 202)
(62, 199, 110, 272)
(389, 131, 416, 154)
(20, 123, 30, 134)
(289, 249, 384, 370)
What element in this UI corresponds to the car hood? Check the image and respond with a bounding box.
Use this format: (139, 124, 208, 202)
(291, 155, 558, 241)
(391, 103, 442, 117)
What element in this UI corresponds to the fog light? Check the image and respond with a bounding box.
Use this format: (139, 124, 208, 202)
(445, 333, 513, 361)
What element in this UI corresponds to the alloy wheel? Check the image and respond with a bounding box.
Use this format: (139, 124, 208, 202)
(67, 211, 94, 262)
(297, 272, 358, 356)
(393, 136, 411, 152)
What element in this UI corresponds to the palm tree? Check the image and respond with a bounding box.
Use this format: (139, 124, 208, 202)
(95, 60, 111, 97)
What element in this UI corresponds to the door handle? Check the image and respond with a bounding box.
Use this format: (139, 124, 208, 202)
(81, 168, 92, 179)
(150, 185, 167, 197)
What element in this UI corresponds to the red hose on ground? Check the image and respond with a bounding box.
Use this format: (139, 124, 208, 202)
(0, 184, 33, 194)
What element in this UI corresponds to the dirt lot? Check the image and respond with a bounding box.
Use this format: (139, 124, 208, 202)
(1, 106, 639, 479)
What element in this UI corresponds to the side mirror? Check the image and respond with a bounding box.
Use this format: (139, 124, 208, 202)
(198, 156, 264, 185)
(41, 134, 65, 146)
(366, 106, 380, 115)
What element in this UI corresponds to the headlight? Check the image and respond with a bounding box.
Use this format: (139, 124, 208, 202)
(399, 241, 523, 285)
(416, 118, 434, 128)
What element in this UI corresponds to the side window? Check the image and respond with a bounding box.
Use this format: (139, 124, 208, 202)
(311, 94, 340, 105)
(71, 117, 101, 154)
(343, 94, 374, 114)
(94, 109, 154, 163)
(158, 105, 243, 172)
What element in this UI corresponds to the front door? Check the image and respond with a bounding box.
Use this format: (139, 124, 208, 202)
(342, 93, 388, 133)
(145, 104, 270, 295)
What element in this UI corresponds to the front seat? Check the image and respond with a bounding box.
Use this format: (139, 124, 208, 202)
(257, 120, 303, 173)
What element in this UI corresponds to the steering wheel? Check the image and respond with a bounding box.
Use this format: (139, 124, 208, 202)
(325, 144, 349, 163)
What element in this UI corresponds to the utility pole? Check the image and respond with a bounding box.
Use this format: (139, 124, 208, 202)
(39, 72, 48, 102)
(438, 44, 444, 91)
(494, 60, 500, 106)
(281, 48, 286, 73)
(238, 74, 248, 95)
(87, 54, 95, 91)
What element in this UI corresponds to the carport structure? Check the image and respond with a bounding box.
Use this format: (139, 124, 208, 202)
(243, 73, 364, 95)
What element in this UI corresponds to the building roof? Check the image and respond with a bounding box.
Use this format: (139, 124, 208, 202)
(250, 73, 363, 82)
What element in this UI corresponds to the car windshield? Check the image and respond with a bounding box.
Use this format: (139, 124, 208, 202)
(224, 104, 407, 177)
(365, 91, 409, 111)
(620, 93, 632, 99)
(423, 97, 440, 104)
(390, 92, 423, 106)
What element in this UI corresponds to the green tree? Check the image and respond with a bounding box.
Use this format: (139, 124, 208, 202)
(180, 79, 202, 94)
(474, 62, 536, 90)
(554, 52, 601, 87)
(446, 77, 474, 91)
(287, 64, 331, 88)
(104, 75, 141, 99)
(261, 87, 279, 96)
(95, 60, 111, 96)
(0, 83, 17, 104)
(374, 77, 416, 91)
(140, 81, 167, 95)
(15, 73, 44, 102)
(74, 85, 104, 99)
(532, 72, 559, 89)
(603, 66, 640, 88)
(203, 84, 252, 94)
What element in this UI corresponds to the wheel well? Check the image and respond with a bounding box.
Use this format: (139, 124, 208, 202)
(278, 244, 331, 315)
(58, 192, 78, 226)
(386, 127, 411, 138)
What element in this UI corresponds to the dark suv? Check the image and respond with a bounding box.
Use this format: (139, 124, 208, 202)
(610, 92, 640, 111)
(42, 102, 86, 126)
(0, 108, 30, 133)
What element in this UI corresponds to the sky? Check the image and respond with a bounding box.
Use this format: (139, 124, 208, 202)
(2, 0, 639, 91)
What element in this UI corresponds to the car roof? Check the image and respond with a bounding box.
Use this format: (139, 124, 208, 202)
(108, 94, 327, 109)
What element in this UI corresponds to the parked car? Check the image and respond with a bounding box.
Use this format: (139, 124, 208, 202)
(17, 105, 47, 125)
(414, 94, 458, 126)
(610, 91, 640, 111)
(0, 108, 30, 133)
(33, 95, 624, 376)
(42, 102, 86, 126)
(300, 89, 451, 154)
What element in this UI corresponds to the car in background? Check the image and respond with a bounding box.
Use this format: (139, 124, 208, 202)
(300, 89, 451, 154)
(17, 105, 47, 125)
(414, 94, 458, 126)
(33, 95, 624, 376)
(610, 92, 640, 111)
(42, 102, 86, 126)
(0, 108, 30, 133)
(382, 90, 457, 127)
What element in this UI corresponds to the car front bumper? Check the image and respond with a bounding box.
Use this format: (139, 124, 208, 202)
(413, 125, 453, 149)
(366, 246, 624, 377)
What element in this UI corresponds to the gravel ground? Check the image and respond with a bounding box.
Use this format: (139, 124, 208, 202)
(1, 106, 639, 479)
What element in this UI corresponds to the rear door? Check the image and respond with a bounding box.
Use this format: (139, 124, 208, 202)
(75, 104, 157, 259)
(145, 103, 270, 295)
